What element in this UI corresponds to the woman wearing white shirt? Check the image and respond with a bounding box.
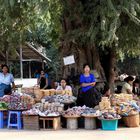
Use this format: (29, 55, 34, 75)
(0, 65, 15, 97)
(122, 76, 134, 94)
(56, 79, 72, 95)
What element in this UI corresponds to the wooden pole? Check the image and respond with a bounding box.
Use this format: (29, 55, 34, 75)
(29, 61, 31, 78)
(20, 45, 23, 79)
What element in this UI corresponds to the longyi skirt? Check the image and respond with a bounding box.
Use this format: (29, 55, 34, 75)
(76, 87, 102, 108)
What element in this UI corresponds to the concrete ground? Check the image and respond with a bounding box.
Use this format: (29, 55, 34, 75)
(0, 127, 140, 140)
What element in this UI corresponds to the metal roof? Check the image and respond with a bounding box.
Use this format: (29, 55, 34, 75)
(0, 42, 51, 62)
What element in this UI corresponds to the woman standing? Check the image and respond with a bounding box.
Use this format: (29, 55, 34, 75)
(37, 70, 49, 89)
(77, 64, 101, 107)
(0, 65, 15, 97)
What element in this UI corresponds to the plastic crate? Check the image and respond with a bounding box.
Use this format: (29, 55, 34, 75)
(101, 119, 118, 131)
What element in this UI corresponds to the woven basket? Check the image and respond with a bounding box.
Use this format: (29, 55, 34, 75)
(123, 114, 139, 127)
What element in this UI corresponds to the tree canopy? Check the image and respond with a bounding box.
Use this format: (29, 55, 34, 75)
(0, 0, 140, 82)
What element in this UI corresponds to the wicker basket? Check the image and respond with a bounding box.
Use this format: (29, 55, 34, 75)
(123, 114, 139, 127)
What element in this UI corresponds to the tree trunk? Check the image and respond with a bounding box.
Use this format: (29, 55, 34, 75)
(108, 48, 117, 93)
(59, 0, 106, 82)
(91, 44, 106, 81)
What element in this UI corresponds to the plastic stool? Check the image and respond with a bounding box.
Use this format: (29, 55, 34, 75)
(0, 111, 4, 128)
(7, 111, 22, 129)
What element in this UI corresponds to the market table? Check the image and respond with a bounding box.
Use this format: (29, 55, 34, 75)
(39, 116, 61, 130)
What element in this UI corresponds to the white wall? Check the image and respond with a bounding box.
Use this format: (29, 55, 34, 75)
(14, 78, 37, 87)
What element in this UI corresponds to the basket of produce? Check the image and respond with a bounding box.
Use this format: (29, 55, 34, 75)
(98, 109, 121, 131)
(81, 108, 101, 118)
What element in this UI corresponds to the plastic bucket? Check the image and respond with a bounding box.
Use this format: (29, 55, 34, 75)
(101, 119, 118, 131)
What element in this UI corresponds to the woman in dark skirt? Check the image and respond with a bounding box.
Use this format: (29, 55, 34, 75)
(77, 64, 101, 108)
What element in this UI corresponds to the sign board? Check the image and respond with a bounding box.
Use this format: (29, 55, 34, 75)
(63, 55, 75, 65)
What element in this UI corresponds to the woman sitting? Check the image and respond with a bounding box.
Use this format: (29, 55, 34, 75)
(122, 76, 134, 94)
(56, 79, 72, 95)
(0, 65, 15, 97)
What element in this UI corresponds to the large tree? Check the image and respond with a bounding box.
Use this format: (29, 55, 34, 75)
(58, 0, 140, 89)
(0, 0, 140, 89)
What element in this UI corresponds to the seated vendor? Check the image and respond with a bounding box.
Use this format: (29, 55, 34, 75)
(56, 79, 72, 95)
(0, 65, 15, 97)
(122, 76, 134, 94)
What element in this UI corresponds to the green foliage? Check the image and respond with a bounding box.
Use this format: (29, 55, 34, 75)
(0, 0, 140, 77)
(59, 0, 140, 58)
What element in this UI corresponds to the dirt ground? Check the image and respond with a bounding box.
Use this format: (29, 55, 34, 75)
(0, 127, 140, 140)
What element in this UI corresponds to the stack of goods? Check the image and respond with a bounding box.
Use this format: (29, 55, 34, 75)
(110, 93, 140, 117)
(43, 102, 64, 112)
(99, 97, 111, 110)
(40, 89, 56, 96)
(63, 106, 100, 117)
(22, 108, 60, 117)
(99, 109, 121, 120)
(44, 95, 76, 104)
(34, 87, 43, 102)
(63, 106, 85, 117)
(81, 108, 100, 117)
(22, 108, 40, 116)
(23, 102, 64, 117)
(23, 107, 60, 117)
(0, 93, 34, 110)
(111, 93, 133, 106)
(33, 102, 64, 113)
(21, 87, 34, 94)
(0, 102, 8, 110)
(21, 94, 35, 105)
(38, 110, 60, 117)
(115, 101, 140, 116)
(55, 90, 72, 96)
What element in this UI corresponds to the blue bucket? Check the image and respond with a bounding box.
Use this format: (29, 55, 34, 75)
(101, 119, 118, 131)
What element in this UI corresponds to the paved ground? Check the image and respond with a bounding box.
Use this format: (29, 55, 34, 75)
(0, 127, 140, 140)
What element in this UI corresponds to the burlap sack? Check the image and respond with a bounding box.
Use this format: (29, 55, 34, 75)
(34, 88, 44, 101)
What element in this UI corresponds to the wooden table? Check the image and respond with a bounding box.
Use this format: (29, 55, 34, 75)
(39, 116, 61, 130)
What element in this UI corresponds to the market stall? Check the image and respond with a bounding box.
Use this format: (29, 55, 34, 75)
(0, 89, 140, 131)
